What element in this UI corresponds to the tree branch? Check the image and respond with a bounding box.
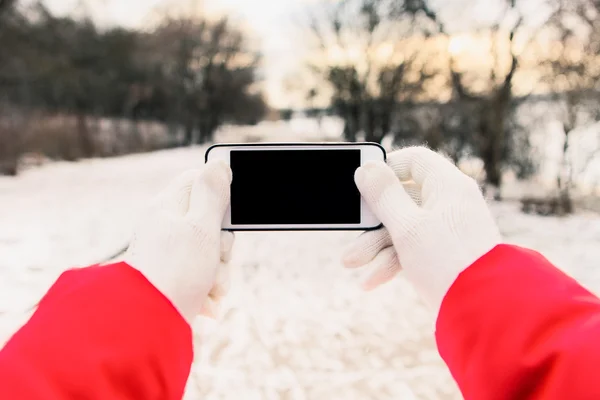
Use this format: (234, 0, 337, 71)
(499, 14, 522, 93)
(419, 0, 446, 34)
(450, 66, 478, 101)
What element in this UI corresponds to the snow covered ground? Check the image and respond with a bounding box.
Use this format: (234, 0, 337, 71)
(0, 128, 599, 399)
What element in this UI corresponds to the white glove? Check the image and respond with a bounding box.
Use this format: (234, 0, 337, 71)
(124, 161, 234, 324)
(343, 147, 502, 313)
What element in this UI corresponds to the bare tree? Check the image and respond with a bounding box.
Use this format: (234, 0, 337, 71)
(406, 0, 545, 192)
(0, 3, 267, 175)
(543, 0, 600, 211)
(148, 16, 264, 144)
(306, 0, 432, 143)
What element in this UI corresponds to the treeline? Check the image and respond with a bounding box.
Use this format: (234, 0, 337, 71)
(0, 1, 267, 173)
(307, 0, 600, 199)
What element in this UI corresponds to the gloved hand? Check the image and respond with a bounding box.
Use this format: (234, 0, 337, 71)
(124, 161, 234, 324)
(343, 147, 502, 313)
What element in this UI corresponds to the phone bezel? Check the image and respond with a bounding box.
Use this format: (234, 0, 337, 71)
(205, 142, 386, 231)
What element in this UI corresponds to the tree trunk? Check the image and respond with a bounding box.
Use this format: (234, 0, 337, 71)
(197, 114, 219, 144)
(491, 101, 506, 188)
(380, 109, 391, 141)
(348, 104, 361, 142)
(76, 111, 93, 159)
(126, 113, 143, 153)
(557, 129, 573, 214)
(480, 123, 503, 189)
(364, 106, 379, 143)
(343, 107, 359, 142)
(343, 119, 356, 142)
(477, 101, 505, 192)
(482, 148, 502, 187)
(183, 118, 193, 146)
(424, 123, 443, 151)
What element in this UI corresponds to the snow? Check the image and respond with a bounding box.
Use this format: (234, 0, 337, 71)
(0, 125, 599, 399)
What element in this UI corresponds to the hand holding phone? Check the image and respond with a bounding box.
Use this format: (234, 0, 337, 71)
(205, 143, 386, 231)
(124, 163, 234, 323)
(344, 147, 502, 311)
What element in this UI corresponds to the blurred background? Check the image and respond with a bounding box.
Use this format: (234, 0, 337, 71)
(1, 0, 600, 399)
(1, 0, 600, 204)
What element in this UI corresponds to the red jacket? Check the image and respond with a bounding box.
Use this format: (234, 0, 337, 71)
(0, 244, 599, 399)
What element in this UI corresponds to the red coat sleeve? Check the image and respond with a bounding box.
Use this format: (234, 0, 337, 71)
(0, 262, 193, 399)
(437, 244, 600, 399)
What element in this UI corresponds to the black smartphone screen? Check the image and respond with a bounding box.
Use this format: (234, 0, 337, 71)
(230, 149, 361, 225)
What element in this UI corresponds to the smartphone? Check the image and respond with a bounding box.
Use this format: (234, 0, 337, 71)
(205, 143, 386, 231)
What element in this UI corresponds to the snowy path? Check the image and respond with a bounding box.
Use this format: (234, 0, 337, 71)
(1, 145, 599, 399)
